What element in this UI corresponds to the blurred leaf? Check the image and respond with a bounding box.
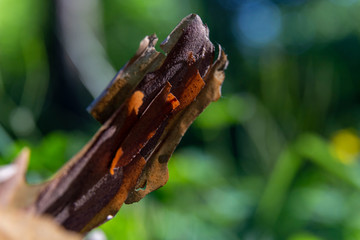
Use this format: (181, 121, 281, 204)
(194, 95, 245, 129)
(288, 232, 323, 240)
(288, 185, 348, 225)
(0, 0, 47, 73)
(99, 203, 148, 240)
(27, 133, 68, 182)
(0, 124, 13, 156)
(295, 134, 360, 189)
(168, 148, 226, 187)
(256, 147, 303, 226)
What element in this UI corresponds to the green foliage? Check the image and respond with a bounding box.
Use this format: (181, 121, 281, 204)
(0, 132, 88, 183)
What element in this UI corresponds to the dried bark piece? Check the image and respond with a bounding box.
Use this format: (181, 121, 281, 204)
(137, 62, 206, 160)
(24, 14, 228, 234)
(126, 47, 228, 203)
(88, 35, 165, 123)
(88, 14, 214, 124)
(135, 14, 214, 115)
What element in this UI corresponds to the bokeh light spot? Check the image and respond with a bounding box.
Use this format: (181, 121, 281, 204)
(236, 0, 282, 47)
(9, 107, 35, 137)
(331, 129, 360, 164)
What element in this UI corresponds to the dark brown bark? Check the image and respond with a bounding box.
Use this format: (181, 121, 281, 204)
(0, 14, 228, 234)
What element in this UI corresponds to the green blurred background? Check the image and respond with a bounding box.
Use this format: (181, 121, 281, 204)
(1, 0, 360, 239)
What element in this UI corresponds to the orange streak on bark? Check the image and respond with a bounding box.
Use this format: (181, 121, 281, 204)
(127, 91, 144, 115)
(175, 70, 205, 112)
(167, 93, 181, 110)
(109, 148, 123, 175)
(109, 82, 180, 174)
